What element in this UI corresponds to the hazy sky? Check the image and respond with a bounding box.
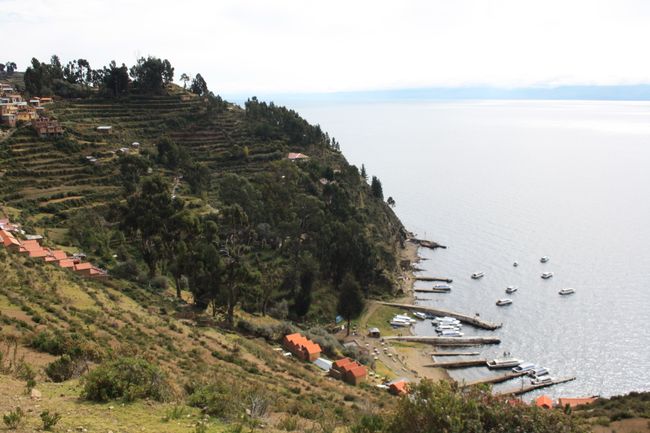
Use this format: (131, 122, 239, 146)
(3, 0, 650, 94)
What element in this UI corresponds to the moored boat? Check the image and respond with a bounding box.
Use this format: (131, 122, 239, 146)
(559, 288, 575, 295)
(471, 272, 485, 279)
(541, 272, 554, 279)
(433, 283, 452, 291)
(439, 329, 464, 337)
(513, 261, 519, 267)
(496, 298, 513, 306)
(531, 375, 554, 385)
(512, 362, 536, 373)
(505, 286, 518, 294)
(390, 319, 412, 327)
(486, 358, 523, 369)
(540, 256, 550, 263)
(413, 311, 428, 320)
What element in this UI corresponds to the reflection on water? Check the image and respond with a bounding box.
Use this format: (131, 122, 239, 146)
(294, 100, 650, 398)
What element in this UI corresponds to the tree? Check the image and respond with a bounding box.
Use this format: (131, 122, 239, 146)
(387, 196, 396, 207)
(190, 73, 208, 96)
(130, 56, 174, 94)
(102, 61, 130, 97)
(220, 243, 259, 326)
(5, 61, 17, 75)
(119, 154, 151, 194)
(370, 176, 383, 200)
(180, 73, 190, 89)
(337, 273, 365, 336)
(360, 164, 368, 181)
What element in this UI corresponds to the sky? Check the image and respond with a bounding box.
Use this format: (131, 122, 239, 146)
(3, 0, 650, 95)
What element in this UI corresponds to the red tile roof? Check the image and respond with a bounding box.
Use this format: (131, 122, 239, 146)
(535, 395, 553, 409)
(389, 380, 409, 395)
(348, 365, 367, 378)
(557, 397, 597, 408)
(58, 259, 75, 268)
(74, 262, 92, 271)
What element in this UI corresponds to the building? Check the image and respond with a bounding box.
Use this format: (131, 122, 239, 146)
(368, 327, 381, 338)
(1, 113, 16, 127)
(0, 229, 21, 252)
(282, 333, 322, 362)
(287, 152, 309, 161)
(388, 380, 409, 396)
(330, 357, 368, 386)
(33, 117, 64, 137)
(535, 395, 553, 409)
(557, 397, 597, 408)
(96, 125, 112, 134)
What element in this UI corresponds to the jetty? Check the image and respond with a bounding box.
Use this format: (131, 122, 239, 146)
(495, 377, 577, 396)
(428, 358, 487, 368)
(379, 302, 502, 330)
(431, 351, 480, 357)
(410, 238, 447, 249)
(414, 287, 450, 293)
(414, 276, 453, 283)
(461, 371, 527, 387)
(384, 335, 501, 346)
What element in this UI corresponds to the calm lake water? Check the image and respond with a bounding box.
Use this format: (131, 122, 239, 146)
(292, 99, 650, 399)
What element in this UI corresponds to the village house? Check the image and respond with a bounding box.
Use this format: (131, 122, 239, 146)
(535, 395, 554, 409)
(96, 125, 112, 134)
(287, 152, 309, 161)
(1, 113, 16, 127)
(33, 117, 64, 137)
(282, 333, 322, 362)
(388, 379, 409, 396)
(557, 397, 597, 408)
(330, 357, 368, 386)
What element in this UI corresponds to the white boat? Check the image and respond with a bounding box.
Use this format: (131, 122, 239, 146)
(390, 319, 412, 327)
(528, 367, 550, 378)
(531, 375, 554, 385)
(432, 317, 461, 326)
(394, 314, 416, 323)
(439, 329, 464, 337)
(540, 256, 550, 263)
(505, 286, 518, 294)
(471, 272, 485, 279)
(413, 312, 428, 320)
(433, 284, 452, 291)
(512, 362, 537, 373)
(486, 358, 523, 369)
(559, 288, 575, 295)
(496, 298, 513, 306)
(435, 324, 461, 332)
(513, 261, 519, 267)
(541, 272, 554, 279)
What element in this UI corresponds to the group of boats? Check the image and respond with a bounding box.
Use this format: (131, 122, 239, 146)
(470, 256, 576, 306)
(389, 312, 464, 337)
(487, 358, 554, 385)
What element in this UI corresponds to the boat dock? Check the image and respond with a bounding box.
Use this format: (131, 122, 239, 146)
(384, 335, 501, 346)
(379, 302, 502, 330)
(414, 276, 454, 283)
(428, 358, 488, 368)
(495, 377, 577, 396)
(414, 287, 451, 293)
(431, 351, 480, 356)
(461, 371, 527, 387)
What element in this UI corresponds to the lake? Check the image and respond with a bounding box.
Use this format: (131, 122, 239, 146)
(291, 99, 650, 399)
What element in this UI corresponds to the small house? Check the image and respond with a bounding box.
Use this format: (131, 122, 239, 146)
(535, 395, 553, 409)
(557, 397, 597, 408)
(96, 126, 112, 134)
(39, 97, 53, 104)
(283, 333, 322, 362)
(0, 229, 21, 252)
(1, 113, 16, 127)
(44, 250, 68, 263)
(287, 152, 309, 161)
(330, 357, 367, 386)
(368, 327, 381, 338)
(388, 380, 409, 396)
(58, 259, 76, 269)
(33, 117, 64, 137)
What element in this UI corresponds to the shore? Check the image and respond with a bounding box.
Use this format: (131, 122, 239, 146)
(358, 239, 450, 383)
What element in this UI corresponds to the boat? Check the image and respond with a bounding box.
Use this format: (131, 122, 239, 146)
(439, 329, 464, 337)
(541, 272, 554, 279)
(390, 319, 412, 327)
(513, 261, 519, 267)
(496, 298, 513, 306)
(540, 256, 550, 263)
(435, 324, 461, 332)
(531, 375, 554, 385)
(559, 288, 575, 295)
(505, 286, 518, 294)
(512, 362, 537, 373)
(528, 367, 550, 378)
(394, 314, 416, 323)
(471, 272, 485, 279)
(433, 283, 452, 291)
(432, 317, 461, 326)
(413, 311, 428, 320)
(486, 358, 523, 369)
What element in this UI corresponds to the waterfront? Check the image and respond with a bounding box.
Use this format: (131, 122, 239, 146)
(293, 99, 650, 398)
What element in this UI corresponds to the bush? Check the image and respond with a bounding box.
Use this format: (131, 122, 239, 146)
(40, 410, 62, 431)
(187, 382, 239, 418)
(3, 407, 24, 430)
(81, 357, 169, 402)
(45, 355, 83, 382)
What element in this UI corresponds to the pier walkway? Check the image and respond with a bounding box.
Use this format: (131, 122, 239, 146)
(379, 302, 502, 330)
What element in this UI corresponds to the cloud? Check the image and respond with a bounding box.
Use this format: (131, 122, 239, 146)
(4, 0, 650, 93)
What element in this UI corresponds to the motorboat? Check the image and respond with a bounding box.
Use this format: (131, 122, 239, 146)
(432, 317, 461, 326)
(439, 329, 464, 337)
(528, 367, 550, 378)
(512, 362, 536, 373)
(540, 256, 550, 263)
(413, 312, 428, 320)
(513, 261, 519, 267)
(531, 375, 554, 386)
(505, 286, 518, 294)
(390, 319, 412, 327)
(541, 272, 554, 279)
(559, 288, 575, 295)
(486, 358, 523, 369)
(394, 314, 416, 323)
(435, 324, 461, 332)
(471, 272, 485, 279)
(433, 284, 452, 291)
(496, 298, 513, 306)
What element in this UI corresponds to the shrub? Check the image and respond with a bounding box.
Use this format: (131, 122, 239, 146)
(45, 355, 83, 382)
(81, 357, 169, 402)
(40, 410, 62, 431)
(3, 407, 24, 430)
(187, 382, 240, 418)
(276, 415, 302, 431)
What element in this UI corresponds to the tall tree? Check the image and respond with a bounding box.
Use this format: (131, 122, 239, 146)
(190, 73, 208, 96)
(337, 273, 365, 336)
(360, 164, 368, 181)
(180, 73, 190, 89)
(5, 62, 17, 75)
(130, 56, 174, 94)
(370, 176, 384, 200)
(102, 61, 130, 97)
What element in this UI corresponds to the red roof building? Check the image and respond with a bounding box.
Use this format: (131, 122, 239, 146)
(557, 397, 597, 408)
(282, 333, 322, 362)
(535, 395, 554, 409)
(388, 380, 409, 396)
(287, 152, 309, 161)
(330, 357, 367, 386)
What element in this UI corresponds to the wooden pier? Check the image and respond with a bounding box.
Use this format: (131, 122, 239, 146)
(414, 287, 450, 293)
(495, 377, 577, 396)
(384, 335, 501, 346)
(414, 276, 453, 283)
(461, 372, 527, 387)
(379, 302, 502, 330)
(428, 358, 487, 368)
(431, 351, 480, 357)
